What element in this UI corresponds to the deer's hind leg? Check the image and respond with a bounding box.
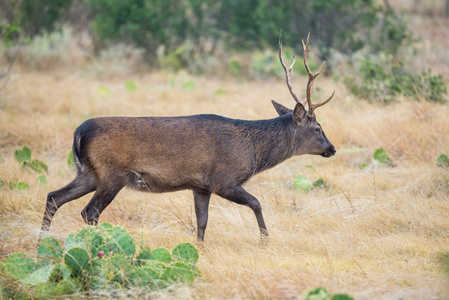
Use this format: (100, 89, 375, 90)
(40, 174, 97, 238)
(81, 176, 126, 225)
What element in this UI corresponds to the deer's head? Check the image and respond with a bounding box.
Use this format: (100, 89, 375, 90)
(273, 30, 336, 158)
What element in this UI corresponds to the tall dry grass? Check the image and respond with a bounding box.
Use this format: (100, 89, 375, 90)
(0, 65, 448, 299)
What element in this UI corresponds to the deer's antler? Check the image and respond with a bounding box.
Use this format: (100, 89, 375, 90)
(278, 29, 302, 105)
(302, 33, 335, 116)
(278, 30, 335, 116)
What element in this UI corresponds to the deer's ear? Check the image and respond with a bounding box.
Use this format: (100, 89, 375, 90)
(292, 102, 307, 126)
(271, 100, 291, 116)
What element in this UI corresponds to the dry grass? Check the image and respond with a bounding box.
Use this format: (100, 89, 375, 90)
(1, 13, 449, 299)
(0, 67, 448, 299)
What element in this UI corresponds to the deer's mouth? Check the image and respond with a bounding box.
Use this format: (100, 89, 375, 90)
(321, 147, 336, 157)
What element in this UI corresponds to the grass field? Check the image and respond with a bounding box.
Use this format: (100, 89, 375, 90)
(1, 15, 449, 300)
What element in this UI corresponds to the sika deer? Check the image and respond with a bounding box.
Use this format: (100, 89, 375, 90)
(40, 31, 336, 242)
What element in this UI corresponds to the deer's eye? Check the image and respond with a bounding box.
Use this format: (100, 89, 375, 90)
(315, 128, 321, 134)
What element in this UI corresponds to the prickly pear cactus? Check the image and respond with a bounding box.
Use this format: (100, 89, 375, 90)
(128, 266, 160, 288)
(54, 280, 81, 295)
(64, 247, 89, 277)
(172, 243, 199, 264)
(4, 253, 35, 279)
(108, 226, 136, 258)
(149, 248, 172, 264)
(0, 223, 204, 298)
(162, 261, 200, 283)
(34, 282, 57, 299)
(37, 236, 62, 266)
(138, 246, 151, 260)
(106, 254, 133, 284)
(22, 264, 55, 285)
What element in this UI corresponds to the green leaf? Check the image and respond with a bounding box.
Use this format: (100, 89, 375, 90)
(313, 178, 324, 188)
(181, 80, 195, 90)
(27, 160, 48, 173)
(360, 163, 369, 170)
(229, 59, 241, 77)
(68, 150, 76, 172)
(214, 89, 228, 95)
(373, 148, 389, 164)
(293, 175, 312, 192)
(437, 154, 449, 169)
(330, 294, 354, 300)
(14, 146, 31, 164)
(125, 80, 137, 92)
(305, 287, 331, 300)
(13, 181, 29, 190)
(37, 175, 47, 186)
(97, 85, 112, 96)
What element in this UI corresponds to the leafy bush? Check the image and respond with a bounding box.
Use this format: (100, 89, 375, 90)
(345, 57, 447, 103)
(0, 223, 202, 298)
(19, 0, 73, 36)
(85, 0, 411, 71)
(0, 0, 73, 38)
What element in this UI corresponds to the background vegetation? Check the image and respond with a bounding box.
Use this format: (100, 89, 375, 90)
(0, 0, 448, 299)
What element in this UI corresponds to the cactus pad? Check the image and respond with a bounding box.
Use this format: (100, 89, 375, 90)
(4, 253, 35, 279)
(149, 248, 172, 264)
(37, 236, 61, 266)
(162, 261, 200, 283)
(64, 247, 89, 277)
(55, 280, 80, 295)
(172, 243, 199, 264)
(138, 246, 151, 260)
(129, 266, 160, 287)
(108, 227, 135, 258)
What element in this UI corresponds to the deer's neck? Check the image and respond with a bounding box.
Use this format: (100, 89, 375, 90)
(242, 116, 295, 174)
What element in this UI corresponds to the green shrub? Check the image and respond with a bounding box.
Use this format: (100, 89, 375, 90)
(437, 154, 449, 169)
(373, 148, 390, 164)
(1, 0, 73, 37)
(85, 0, 411, 71)
(345, 58, 447, 103)
(0, 224, 202, 298)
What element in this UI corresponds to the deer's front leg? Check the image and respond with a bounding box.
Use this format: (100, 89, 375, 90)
(193, 190, 211, 241)
(217, 186, 268, 240)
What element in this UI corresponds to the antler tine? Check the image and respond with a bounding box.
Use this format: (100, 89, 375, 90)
(308, 90, 335, 116)
(302, 32, 334, 116)
(279, 29, 301, 104)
